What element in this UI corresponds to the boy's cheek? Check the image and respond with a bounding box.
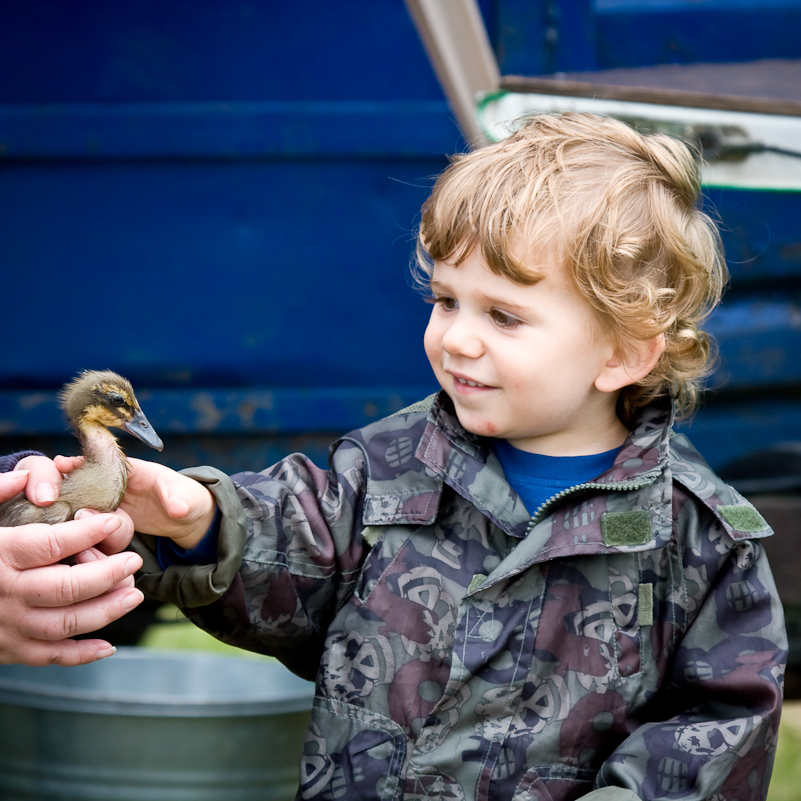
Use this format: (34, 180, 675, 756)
(423, 331, 445, 384)
(422, 322, 439, 362)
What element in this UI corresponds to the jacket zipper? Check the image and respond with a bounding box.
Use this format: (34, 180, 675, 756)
(526, 475, 658, 532)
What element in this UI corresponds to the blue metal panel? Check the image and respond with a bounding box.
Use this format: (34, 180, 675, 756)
(676, 399, 801, 471)
(704, 187, 801, 287)
(595, 4, 801, 68)
(710, 297, 801, 389)
(0, 387, 436, 438)
(0, 0, 445, 104)
(0, 102, 463, 160)
(0, 155, 441, 390)
(0, 0, 456, 464)
(495, 0, 600, 75)
(494, 0, 801, 75)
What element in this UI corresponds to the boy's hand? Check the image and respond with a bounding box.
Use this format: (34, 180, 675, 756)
(120, 458, 217, 550)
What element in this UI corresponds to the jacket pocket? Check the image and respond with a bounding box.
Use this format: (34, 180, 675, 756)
(538, 553, 645, 689)
(300, 697, 407, 801)
(352, 525, 416, 603)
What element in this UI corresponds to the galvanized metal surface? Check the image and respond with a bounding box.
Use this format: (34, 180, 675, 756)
(0, 649, 314, 801)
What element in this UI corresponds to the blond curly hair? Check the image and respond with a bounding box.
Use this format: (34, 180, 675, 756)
(416, 112, 727, 423)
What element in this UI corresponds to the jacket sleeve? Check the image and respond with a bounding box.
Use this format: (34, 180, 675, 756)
(133, 439, 370, 679)
(593, 496, 787, 800)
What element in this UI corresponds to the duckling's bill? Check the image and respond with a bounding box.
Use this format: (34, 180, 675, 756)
(124, 408, 164, 451)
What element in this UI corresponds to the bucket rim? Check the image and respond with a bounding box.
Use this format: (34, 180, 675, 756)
(0, 647, 315, 718)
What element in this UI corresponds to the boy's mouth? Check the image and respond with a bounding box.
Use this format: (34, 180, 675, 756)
(455, 377, 487, 388)
(447, 371, 494, 392)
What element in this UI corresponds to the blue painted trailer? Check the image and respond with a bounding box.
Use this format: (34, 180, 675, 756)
(0, 0, 799, 480)
(0, 1, 459, 469)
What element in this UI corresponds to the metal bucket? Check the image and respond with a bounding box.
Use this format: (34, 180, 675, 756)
(0, 648, 315, 801)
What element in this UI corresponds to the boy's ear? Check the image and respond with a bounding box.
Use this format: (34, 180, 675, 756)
(595, 334, 666, 393)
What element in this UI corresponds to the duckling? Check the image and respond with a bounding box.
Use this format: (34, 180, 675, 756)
(0, 370, 163, 526)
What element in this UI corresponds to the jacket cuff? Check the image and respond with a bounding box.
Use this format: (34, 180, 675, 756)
(0, 451, 45, 472)
(131, 466, 247, 609)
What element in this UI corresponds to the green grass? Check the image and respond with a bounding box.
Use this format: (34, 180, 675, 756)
(768, 702, 801, 801)
(137, 605, 272, 659)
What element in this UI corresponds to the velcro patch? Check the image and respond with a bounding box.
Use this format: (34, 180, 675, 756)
(717, 504, 769, 534)
(601, 511, 652, 547)
(468, 574, 487, 594)
(638, 583, 654, 626)
(361, 525, 383, 547)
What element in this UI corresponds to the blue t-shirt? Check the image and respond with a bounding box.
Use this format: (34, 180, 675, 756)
(493, 439, 621, 517)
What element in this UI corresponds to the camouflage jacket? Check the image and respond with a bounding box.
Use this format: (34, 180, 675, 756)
(136, 392, 787, 801)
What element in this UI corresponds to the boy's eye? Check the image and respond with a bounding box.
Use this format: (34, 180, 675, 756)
(490, 309, 522, 329)
(428, 295, 457, 311)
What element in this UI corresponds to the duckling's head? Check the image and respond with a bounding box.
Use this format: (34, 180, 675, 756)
(60, 370, 164, 451)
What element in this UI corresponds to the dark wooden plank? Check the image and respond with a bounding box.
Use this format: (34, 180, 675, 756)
(501, 59, 801, 116)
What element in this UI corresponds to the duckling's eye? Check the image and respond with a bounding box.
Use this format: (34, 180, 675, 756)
(109, 392, 126, 407)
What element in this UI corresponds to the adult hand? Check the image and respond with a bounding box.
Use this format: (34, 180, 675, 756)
(0, 471, 143, 665)
(10, 455, 130, 555)
(14, 453, 76, 507)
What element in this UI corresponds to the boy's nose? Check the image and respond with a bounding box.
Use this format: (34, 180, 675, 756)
(441, 316, 484, 359)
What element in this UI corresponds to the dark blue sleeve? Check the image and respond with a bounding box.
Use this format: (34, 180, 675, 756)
(0, 451, 44, 472)
(155, 508, 221, 569)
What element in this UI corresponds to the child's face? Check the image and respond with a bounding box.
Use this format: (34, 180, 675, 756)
(423, 247, 628, 456)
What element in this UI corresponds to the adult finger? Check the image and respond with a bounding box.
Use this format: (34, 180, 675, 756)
(14, 454, 63, 506)
(0, 470, 30, 503)
(1, 513, 126, 571)
(2, 637, 118, 667)
(74, 508, 136, 555)
(18, 585, 144, 642)
(14, 550, 143, 609)
(74, 546, 137, 589)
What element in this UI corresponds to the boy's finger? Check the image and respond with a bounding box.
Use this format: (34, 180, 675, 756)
(73, 546, 105, 563)
(166, 494, 191, 519)
(53, 455, 85, 474)
(73, 509, 137, 556)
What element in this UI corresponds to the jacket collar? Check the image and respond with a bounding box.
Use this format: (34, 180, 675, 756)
(359, 390, 676, 569)
(413, 391, 673, 539)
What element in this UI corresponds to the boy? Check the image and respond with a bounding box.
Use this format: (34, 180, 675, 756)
(121, 112, 785, 801)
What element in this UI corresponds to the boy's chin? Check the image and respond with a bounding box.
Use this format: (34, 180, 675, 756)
(451, 409, 501, 439)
